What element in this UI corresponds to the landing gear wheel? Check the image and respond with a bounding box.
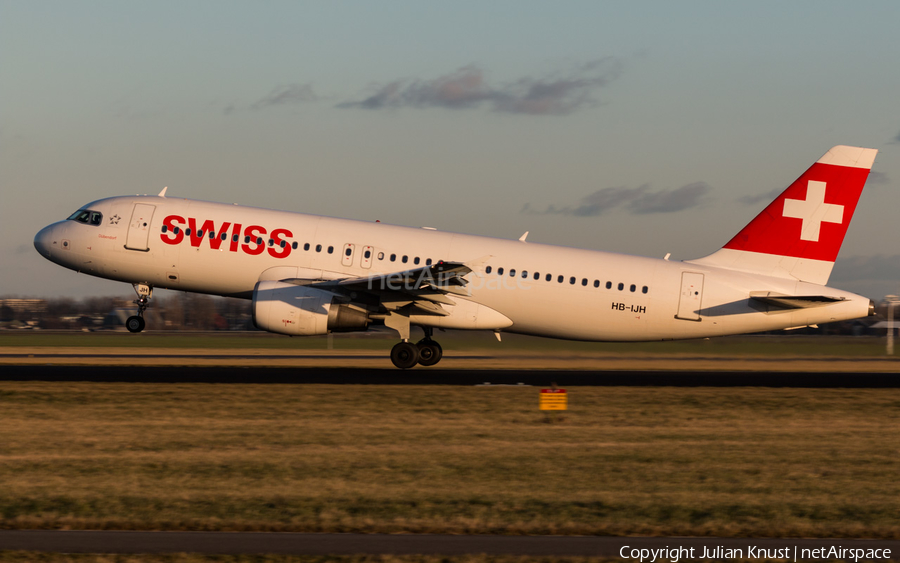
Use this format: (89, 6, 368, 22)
(416, 339, 443, 366)
(130, 283, 153, 332)
(391, 341, 420, 369)
(126, 316, 145, 333)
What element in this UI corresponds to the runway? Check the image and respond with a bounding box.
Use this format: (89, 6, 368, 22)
(2, 364, 900, 386)
(1, 530, 897, 558)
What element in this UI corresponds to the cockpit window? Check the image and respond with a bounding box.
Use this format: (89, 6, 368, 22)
(67, 209, 103, 226)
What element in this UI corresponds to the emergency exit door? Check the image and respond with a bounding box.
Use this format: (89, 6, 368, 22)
(125, 204, 156, 251)
(675, 272, 704, 321)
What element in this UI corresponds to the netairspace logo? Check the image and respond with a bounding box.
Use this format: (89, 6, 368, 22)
(619, 544, 892, 562)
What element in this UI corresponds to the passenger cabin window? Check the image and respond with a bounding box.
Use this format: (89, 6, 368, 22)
(642, 286, 649, 294)
(292, 242, 298, 249)
(304, 243, 310, 251)
(546, 274, 551, 282)
(630, 284, 636, 292)
(67, 209, 103, 226)
(327, 246, 334, 254)
(582, 278, 588, 286)
(569, 277, 576, 285)
(618, 283, 624, 291)
(558, 275, 563, 283)
(414, 257, 420, 265)
(498, 267, 504, 275)
(316, 244, 322, 252)
(606, 281, 612, 289)
(486, 266, 492, 274)
(509, 269, 516, 277)
(402, 255, 408, 263)
(426, 258, 432, 266)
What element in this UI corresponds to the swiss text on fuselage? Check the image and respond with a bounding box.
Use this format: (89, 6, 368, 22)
(159, 215, 293, 259)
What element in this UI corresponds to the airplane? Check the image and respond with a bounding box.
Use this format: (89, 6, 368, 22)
(34, 145, 878, 369)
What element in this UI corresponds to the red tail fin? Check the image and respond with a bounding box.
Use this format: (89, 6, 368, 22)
(689, 145, 877, 285)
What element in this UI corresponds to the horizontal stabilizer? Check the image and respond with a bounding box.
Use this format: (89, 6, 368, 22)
(749, 291, 846, 310)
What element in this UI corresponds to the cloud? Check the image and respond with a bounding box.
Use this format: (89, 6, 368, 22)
(738, 186, 783, 206)
(627, 182, 710, 214)
(525, 182, 711, 217)
(225, 83, 320, 114)
(338, 58, 624, 115)
(866, 171, 889, 185)
(830, 254, 900, 284)
(250, 83, 319, 110)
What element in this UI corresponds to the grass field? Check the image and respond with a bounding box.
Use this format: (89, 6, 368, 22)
(2, 382, 898, 538)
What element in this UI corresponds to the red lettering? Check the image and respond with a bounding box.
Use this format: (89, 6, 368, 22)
(187, 218, 210, 248)
(160, 215, 185, 245)
(242, 225, 266, 255)
(209, 222, 231, 250)
(162, 216, 291, 258)
(229, 223, 243, 252)
(267, 228, 293, 259)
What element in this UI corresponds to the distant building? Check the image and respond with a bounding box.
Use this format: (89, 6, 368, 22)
(0, 298, 48, 315)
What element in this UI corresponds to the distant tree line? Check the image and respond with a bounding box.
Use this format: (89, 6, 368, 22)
(0, 294, 252, 331)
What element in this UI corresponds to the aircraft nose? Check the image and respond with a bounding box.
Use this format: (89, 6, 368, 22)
(34, 224, 55, 259)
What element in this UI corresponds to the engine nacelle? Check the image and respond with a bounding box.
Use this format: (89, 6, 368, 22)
(252, 280, 369, 336)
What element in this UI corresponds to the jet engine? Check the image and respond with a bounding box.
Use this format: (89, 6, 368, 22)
(252, 280, 369, 336)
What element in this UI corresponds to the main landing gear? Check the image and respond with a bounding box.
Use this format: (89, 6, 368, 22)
(389, 327, 443, 369)
(126, 283, 153, 333)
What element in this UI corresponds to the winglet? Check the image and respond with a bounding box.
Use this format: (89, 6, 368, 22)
(158, 186, 168, 198)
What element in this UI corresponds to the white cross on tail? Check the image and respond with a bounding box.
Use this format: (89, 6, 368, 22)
(782, 180, 844, 242)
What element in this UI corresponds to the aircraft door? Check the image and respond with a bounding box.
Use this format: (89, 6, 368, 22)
(341, 243, 355, 267)
(675, 272, 704, 321)
(360, 245, 374, 269)
(125, 204, 156, 251)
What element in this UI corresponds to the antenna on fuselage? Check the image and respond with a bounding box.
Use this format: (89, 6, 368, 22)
(158, 186, 168, 198)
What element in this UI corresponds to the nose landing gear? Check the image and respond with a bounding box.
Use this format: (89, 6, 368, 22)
(126, 283, 152, 333)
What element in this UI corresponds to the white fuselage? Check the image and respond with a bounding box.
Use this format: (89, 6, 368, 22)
(34, 195, 871, 341)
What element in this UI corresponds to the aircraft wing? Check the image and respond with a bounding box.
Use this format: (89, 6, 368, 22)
(281, 258, 490, 317)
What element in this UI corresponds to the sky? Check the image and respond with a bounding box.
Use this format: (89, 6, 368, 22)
(2, 1, 899, 301)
